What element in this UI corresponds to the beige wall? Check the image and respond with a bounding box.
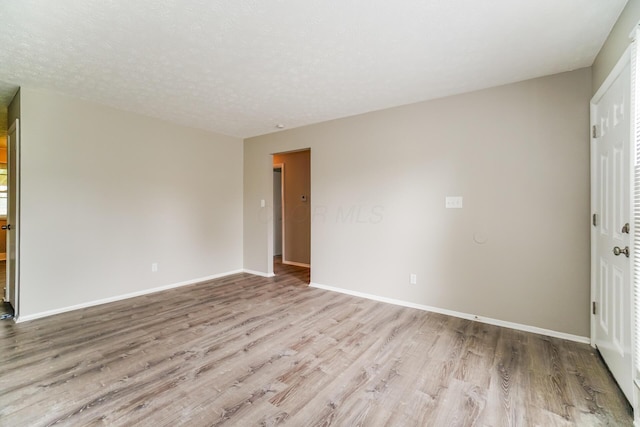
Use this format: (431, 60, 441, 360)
(245, 68, 592, 337)
(18, 88, 243, 318)
(273, 150, 310, 265)
(593, 0, 640, 93)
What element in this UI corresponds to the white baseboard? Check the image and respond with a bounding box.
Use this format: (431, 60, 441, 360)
(16, 269, 244, 323)
(243, 269, 275, 278)
(282, 260, 310, 268)
(309, 282, 590, 344)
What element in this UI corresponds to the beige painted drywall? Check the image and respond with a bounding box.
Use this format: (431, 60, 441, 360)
(273, 150, 310, 265)
(593, 0, 640, 92)
(245, 68, 592, 337)
(18, 88, 243, 318)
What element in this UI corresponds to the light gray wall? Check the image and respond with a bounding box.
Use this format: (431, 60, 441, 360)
(593, 0, 640, 93)
(245, 68, 592, 337)
(18, 88, 243, 318)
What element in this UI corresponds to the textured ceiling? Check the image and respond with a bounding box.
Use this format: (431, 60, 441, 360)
(0, 0, 628, 138)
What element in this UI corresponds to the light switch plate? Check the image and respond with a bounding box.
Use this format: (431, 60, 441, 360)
(445, 196, 463, 209)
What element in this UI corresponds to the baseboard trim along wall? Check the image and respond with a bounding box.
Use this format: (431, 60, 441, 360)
(309, 282, 590, 344)
(17, 269, 245, 323)
(17, 270, 589, 345)
(242, 269, 275, 278)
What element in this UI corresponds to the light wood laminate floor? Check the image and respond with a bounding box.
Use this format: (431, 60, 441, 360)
(0, 262, 632, 426)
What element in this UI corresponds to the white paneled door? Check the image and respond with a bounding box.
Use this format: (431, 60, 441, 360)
(592, 57, 633, 402)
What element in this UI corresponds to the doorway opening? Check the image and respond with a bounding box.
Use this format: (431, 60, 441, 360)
(273, 164, 283, 258)
(2, 117, 19, 320)
(272, 149, 310, 284)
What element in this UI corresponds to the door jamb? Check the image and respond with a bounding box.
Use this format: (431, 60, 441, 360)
(5, 118, 20, 320)
(273, 163, 285, 269)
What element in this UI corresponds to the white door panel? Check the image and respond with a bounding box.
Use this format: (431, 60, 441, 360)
(592, 60, 633, 402)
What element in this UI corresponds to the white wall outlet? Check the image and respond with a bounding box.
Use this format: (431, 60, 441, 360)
(260, 199, 266, 208)
(151, 262, 158, 273)
(445, 196, 463, 209)
(410, 273, 417, 285)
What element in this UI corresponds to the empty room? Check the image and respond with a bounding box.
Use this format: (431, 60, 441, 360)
(1, 0, 639, 425)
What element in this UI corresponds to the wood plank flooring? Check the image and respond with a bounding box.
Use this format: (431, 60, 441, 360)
(0, 261, 632, 426)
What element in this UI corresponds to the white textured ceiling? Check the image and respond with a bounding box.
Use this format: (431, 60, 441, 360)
(0, 0, 628, 138)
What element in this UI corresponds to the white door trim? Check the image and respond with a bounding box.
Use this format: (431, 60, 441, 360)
(6, 118, 20, 320)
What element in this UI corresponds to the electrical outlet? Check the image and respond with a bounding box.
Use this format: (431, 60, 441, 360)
(151, 262, 158, 273)
(445, 196, 463, 209)
(410, 274, 417, 285)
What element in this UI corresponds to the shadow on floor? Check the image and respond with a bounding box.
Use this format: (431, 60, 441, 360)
(274, 255, 310, 285)
(0, 261, 10, 320)
(1, 301, 13, 320)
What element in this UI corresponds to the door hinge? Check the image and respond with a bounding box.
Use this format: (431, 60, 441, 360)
(592, 213, 597, 227)
(592, 301, 597, 315)
(592, 125, 598, 138)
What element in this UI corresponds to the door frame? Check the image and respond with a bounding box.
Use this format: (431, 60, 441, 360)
(5, 118, 20, 319)
(269, 149, 312, 275)
(273, 163, 285, 262)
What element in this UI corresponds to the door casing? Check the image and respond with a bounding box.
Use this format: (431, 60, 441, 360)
(273, 163, 284, 259)
(5, 118, 20, 319)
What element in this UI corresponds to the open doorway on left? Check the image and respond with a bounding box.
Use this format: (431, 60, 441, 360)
(272, 150, 311, 284)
